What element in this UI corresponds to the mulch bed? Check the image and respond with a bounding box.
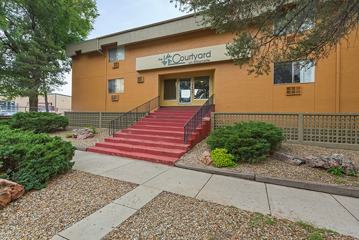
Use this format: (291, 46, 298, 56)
(0, 170, 137, 240)
(50, 127, 109, 150)
(177, 139, 359, 188)
(104, 192, 354, 240)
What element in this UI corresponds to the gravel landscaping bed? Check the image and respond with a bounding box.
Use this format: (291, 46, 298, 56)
(178, 139, 359, 187)
(50, 127, 109, 150)
(105, 192, 353, 240)
(0, 170, 136, 240)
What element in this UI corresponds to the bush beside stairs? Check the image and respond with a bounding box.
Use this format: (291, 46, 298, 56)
(87, 107, 211, 165)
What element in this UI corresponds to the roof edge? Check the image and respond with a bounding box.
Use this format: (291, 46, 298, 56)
(66, 13, 208, 57)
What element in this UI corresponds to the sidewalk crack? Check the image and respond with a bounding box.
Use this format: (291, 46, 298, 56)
(194, 174, 213, 199)
(265, 183, 272, 215)
(331, 194, 359, 223)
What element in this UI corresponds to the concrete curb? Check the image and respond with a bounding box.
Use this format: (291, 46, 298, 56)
(175, 162, 359, 198)
(75, 146, 87, 152)
(175, 162, 255, 180)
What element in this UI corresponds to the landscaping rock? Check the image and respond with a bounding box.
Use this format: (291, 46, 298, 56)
(200, 151, 212, 166)
(0, 179, 25, 208)
(304, 154, 358, 175)
(73, 128, 95, 140)
(0, 191, 11, 208)
(273, 152, 306, 166)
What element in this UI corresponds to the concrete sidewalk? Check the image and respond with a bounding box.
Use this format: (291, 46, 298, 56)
(53, 151, 359, 239)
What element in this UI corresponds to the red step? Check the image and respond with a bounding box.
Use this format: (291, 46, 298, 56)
(114, 132, 183, 143)
(122, 128, 184, 137)
(157, 107, 199, 111)
(146, 115, 191, 120)
(136, 120, 185, 127)
(87, 146, 178, 165)
(149, 111, 194, 117)
(141, 117, 190, 123)
(104, 137, 190, 150)
(131, 124, 184, 131)
(95, 142, 186, 158)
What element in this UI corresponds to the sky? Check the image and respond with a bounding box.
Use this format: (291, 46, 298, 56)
(55, 0, 186, 96)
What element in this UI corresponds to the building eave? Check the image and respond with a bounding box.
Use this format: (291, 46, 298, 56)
(66, 14, 209, 57)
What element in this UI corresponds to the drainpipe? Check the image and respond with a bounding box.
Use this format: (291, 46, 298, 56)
(335, 43, 341, 113)
(95, 38, 107, 112)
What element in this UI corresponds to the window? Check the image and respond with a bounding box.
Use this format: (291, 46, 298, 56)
(274, 17, 314, 35)
(0, 100, 16, 113)
(108, 79, 124, 94)
(164, 79, 177, 100)
(194, 76, 209, 99)
(108, 46, 125, 62)
(274, 61, 314, 84)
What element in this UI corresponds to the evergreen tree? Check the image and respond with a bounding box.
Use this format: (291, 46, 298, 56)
(173, 0, 359, 74)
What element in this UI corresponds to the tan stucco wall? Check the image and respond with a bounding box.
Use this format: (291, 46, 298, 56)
(71, 29, 359, 113)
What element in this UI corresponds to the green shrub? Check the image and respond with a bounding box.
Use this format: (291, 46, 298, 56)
(0, 120, 9, 126)
(211, 148, 236, 168)
(0, 125, 75, 191)
(327, 166, 345, 177)
(87, 126, 97, 134)
(207, 121, 284, 164)
(9, 112, 69, 133)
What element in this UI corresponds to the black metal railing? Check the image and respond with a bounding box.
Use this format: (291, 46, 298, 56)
(184, 95, 214, 144)
(109, 96, 160, 136)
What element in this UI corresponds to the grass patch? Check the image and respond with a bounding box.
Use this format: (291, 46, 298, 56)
(308, 231, 324, 240)
(296, 221, 337, 240)
(249, 213, 277, 227)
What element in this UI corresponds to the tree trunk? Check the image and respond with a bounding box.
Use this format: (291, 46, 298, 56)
(29, 94, 38, 112)
(44, 91, 49, 112)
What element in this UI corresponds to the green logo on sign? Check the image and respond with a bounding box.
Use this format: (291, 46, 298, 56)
(158, 51, 212, 66)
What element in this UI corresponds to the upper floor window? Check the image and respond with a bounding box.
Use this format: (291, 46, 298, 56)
(273, 17, 314, 36)
(274, 61, 315, 84)
(108, 79, 124, 94)
(108, 46, 125, 62)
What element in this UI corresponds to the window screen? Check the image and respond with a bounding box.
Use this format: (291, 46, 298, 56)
(164, 79, 177, 100)
(108, 79, 124, 94)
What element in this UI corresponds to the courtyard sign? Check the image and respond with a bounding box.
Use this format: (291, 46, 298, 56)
(136, 44, 231, 71)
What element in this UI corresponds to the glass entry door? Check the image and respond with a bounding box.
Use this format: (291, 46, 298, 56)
(179, 78, 192, 103)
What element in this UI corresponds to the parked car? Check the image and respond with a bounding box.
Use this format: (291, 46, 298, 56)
(0, 111, 16, 116)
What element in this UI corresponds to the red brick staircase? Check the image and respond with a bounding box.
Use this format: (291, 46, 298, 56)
(87, 107, 211, 165)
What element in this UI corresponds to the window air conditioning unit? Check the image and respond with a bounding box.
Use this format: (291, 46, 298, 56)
(286, 86, 301, 96)
(137, 76, 144, 83)
(112, 61, 119, 69)
(111, 94, 119, 102)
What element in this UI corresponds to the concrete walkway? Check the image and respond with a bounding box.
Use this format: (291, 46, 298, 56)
(53, 151, 359, 239)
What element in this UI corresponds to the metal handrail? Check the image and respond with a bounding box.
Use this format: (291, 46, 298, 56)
(109, 96, 160, 136)
(184, 95, 214, 144)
